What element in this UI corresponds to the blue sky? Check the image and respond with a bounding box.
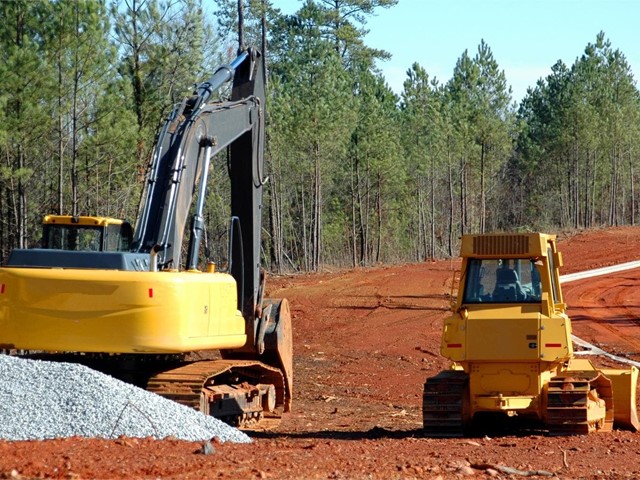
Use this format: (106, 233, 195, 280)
(267, 0, 640, 103)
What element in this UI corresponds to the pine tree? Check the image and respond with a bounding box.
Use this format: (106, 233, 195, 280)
(0, 0, 54, 253)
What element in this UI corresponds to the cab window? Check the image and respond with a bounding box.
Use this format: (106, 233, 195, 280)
(462, 258, 542, 304)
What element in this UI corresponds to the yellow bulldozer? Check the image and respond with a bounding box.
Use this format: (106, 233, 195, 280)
(423, 232, 640, 436)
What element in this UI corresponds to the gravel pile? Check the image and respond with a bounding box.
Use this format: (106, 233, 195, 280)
(0, 354, 251, 443)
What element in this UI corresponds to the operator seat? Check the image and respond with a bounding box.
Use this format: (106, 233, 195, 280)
(493, 268, 526, 301)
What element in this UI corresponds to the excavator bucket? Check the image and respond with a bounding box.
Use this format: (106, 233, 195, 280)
(601, 367, 640, 431)
(263, 298, 293, 413)
(221, 297, 293, 415)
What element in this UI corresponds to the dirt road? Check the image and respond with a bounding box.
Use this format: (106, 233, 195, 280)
(3, 227, 640, 479)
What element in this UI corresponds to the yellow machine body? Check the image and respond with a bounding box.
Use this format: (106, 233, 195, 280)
(423, 232, 640, 436)
(0, 267, 246, 353)
(42, 215, 125, 227)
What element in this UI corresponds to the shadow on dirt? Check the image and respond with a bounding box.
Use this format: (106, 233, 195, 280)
(250, 420, 549, 441)
(250, 426, 424, 441)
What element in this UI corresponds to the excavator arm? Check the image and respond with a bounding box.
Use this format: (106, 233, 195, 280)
(133, 48, 265, 318)
(131, 48, 291, 413)
(133, 49, 265, 338)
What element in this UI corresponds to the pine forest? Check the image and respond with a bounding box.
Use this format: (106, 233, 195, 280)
(1, 0, 639, 272)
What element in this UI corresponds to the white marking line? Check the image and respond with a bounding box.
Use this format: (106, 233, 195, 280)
(560, 261, 640, 367)
(571, 335, 640, 369)
(560, 261, 640, 284)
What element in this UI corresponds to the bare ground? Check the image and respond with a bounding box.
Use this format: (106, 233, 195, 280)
(3, 227, 640, 479)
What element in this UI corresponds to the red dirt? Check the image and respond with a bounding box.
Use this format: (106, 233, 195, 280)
(3, 227, 640, 479)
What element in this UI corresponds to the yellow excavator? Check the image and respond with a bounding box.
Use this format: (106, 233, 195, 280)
(0, 48, 292, 429)
(424, 232, 639, 436)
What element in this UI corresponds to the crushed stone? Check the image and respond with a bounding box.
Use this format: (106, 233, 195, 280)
(0, 354, 251, 443)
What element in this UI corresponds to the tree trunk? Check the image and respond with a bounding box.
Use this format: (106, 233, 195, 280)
(630, 145, 635, 226)
(237, 0, 244, 51)
(572, 142, 579, 229)
(375, 174, 382, 263)
(350, 158, 357, 267)
(267, 166, 283, 272)
(356, 156, 368, 266)
(447, 152, 454, 257)
(430, 158, 436, 260)
(313, 143, 321, 271)
(57, 12, 64, 215)
(480, 141, 486, 234)
(417, 185, 426, 260)
(71, 13, 80, 217)
(18, 147, 26, 248)
(460, 155, 467, 235)
(300, 176, 308, 271)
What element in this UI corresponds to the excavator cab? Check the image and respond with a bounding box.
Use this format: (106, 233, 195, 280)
(41, 215, 133, 252)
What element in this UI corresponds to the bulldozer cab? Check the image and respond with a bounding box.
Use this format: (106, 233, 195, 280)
(41, 215, 133, 252)
(463, 258, 543, 303)
(455, 233, 565, 314)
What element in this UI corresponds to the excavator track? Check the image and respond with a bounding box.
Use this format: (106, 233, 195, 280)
(422, 370, 469, 437)
(545, 372, 613, 435)
(146, 359, 287, 430)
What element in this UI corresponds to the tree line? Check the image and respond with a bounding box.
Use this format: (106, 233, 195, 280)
(1, 0, 638, 272)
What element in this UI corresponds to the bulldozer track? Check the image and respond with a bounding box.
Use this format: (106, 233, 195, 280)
(545, 372, 613, 435)
(146, 359, 286, 430)
(422, 370, 469, 438)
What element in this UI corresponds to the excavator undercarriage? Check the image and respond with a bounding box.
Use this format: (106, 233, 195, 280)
(147, 360, 285, 429)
